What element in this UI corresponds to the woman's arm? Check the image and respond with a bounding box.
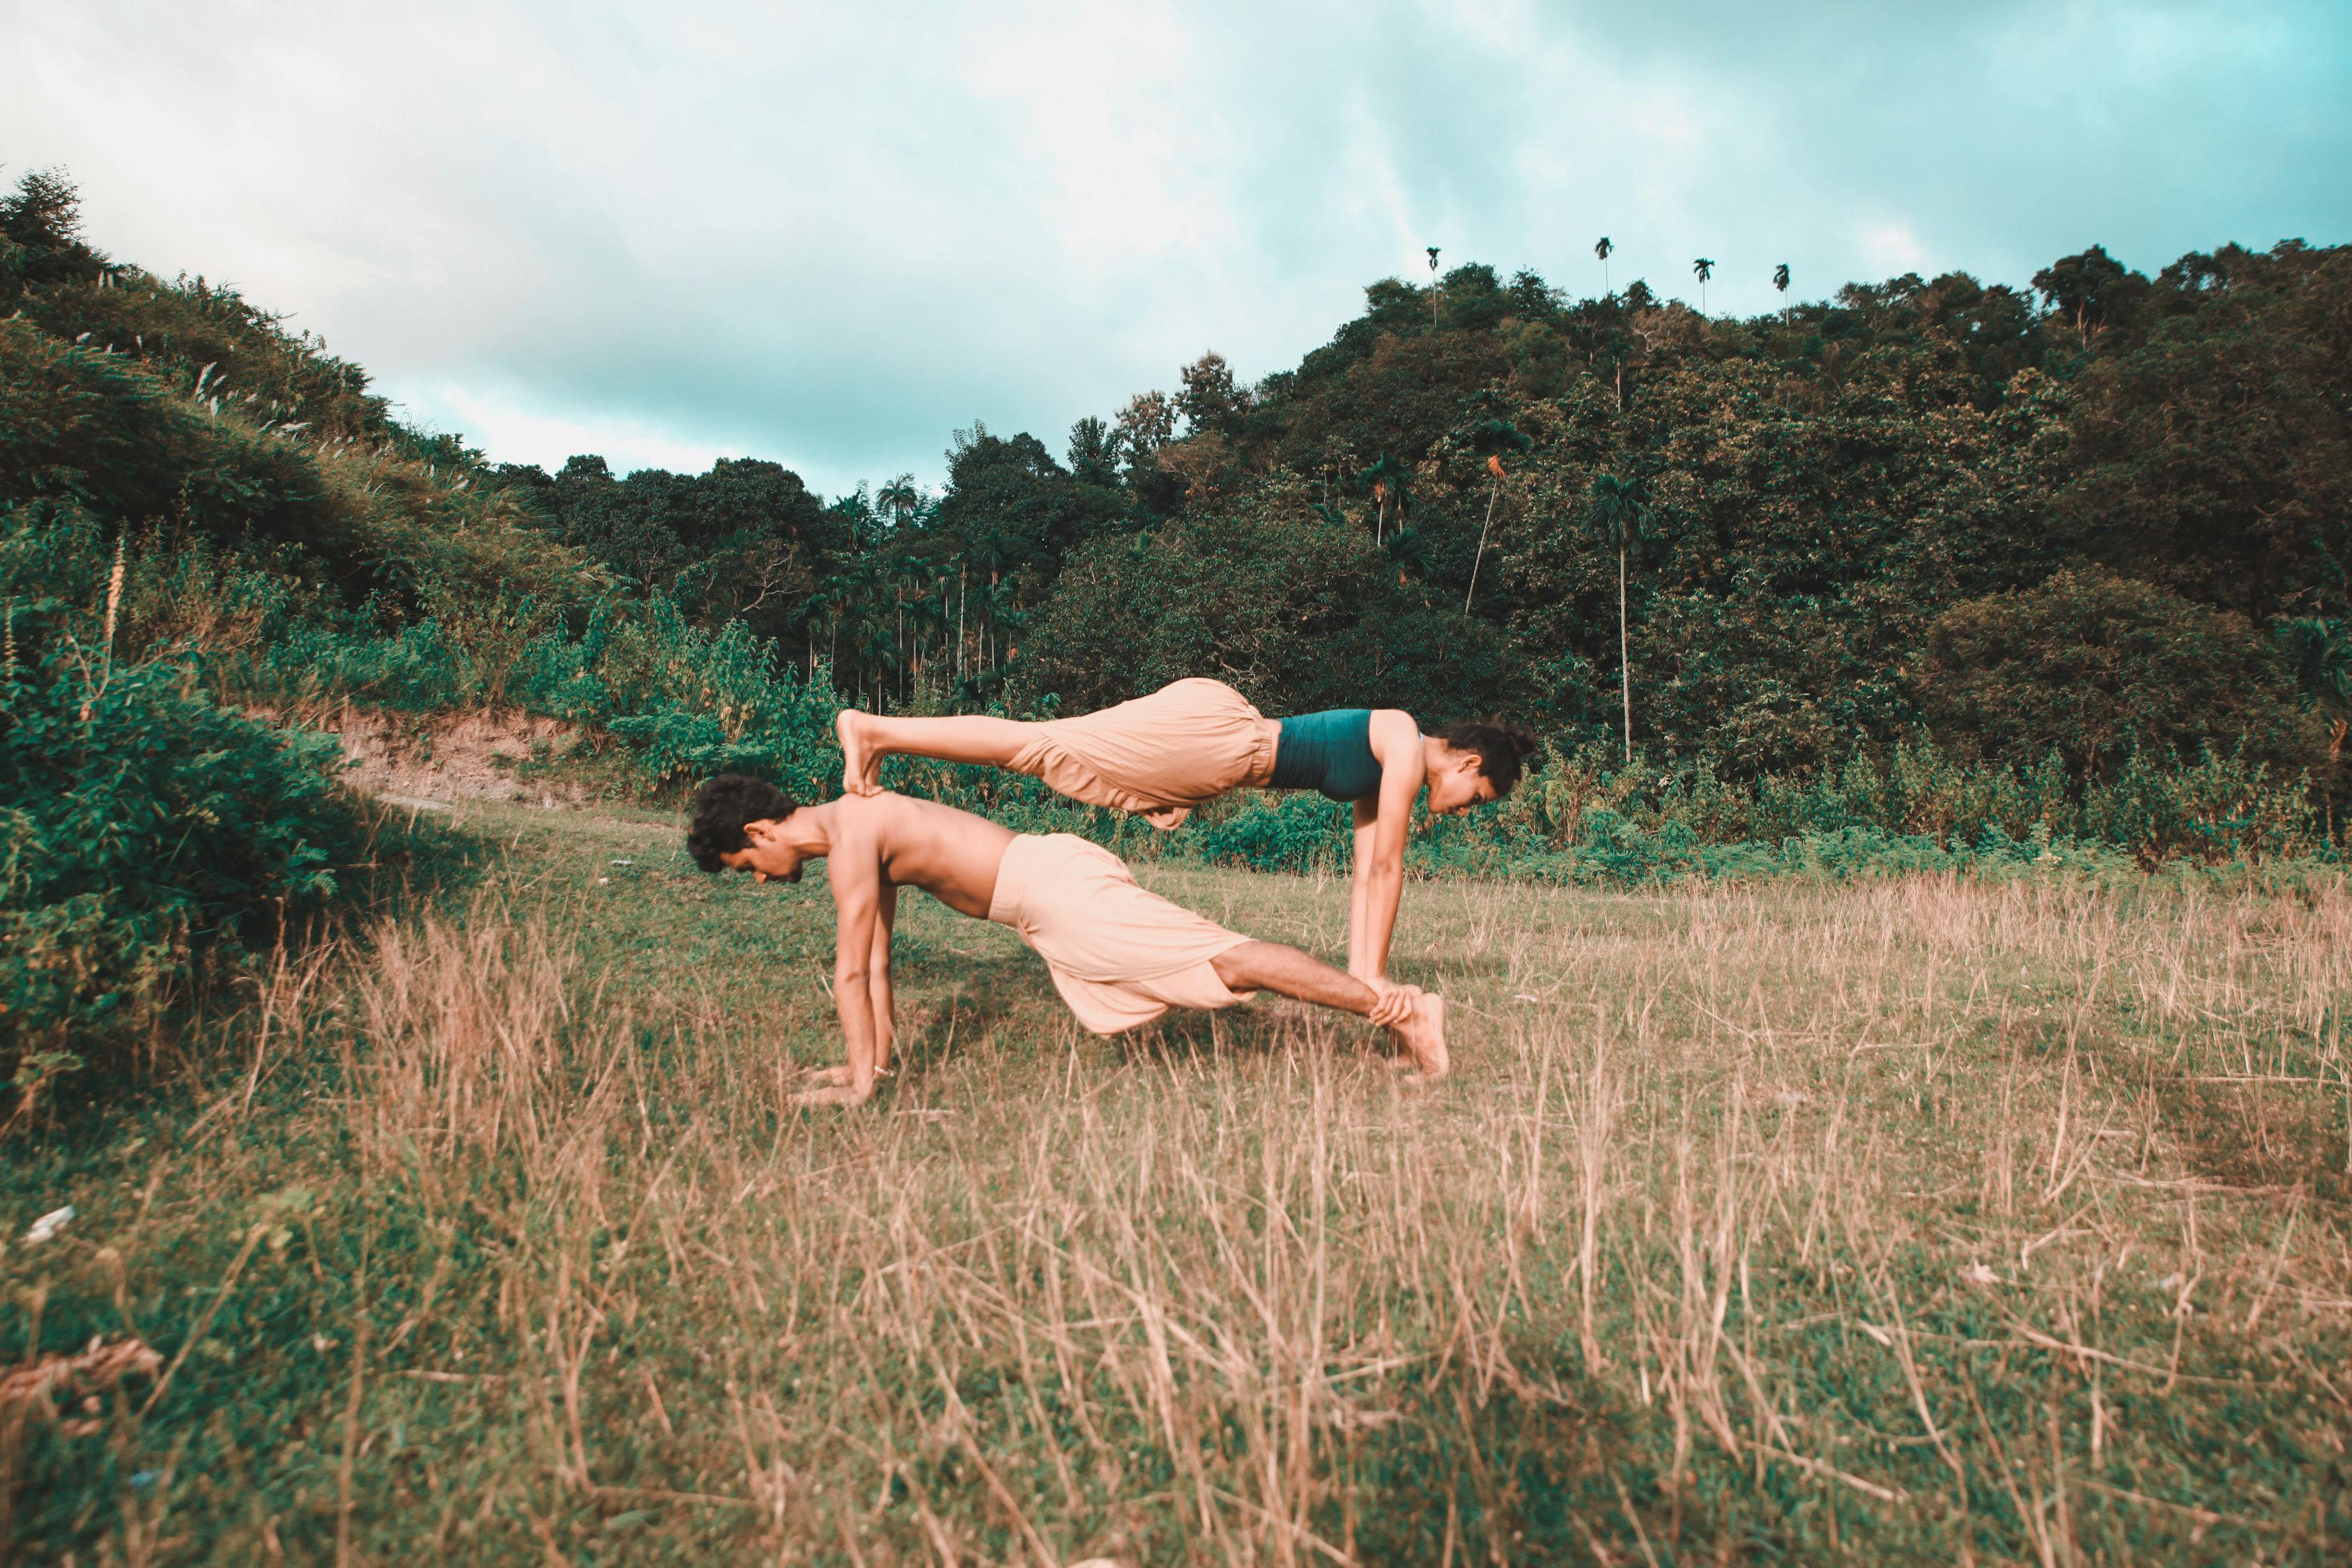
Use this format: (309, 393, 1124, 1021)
(1348, 710, 1424, 984)
(1347, 797, 1379, 976)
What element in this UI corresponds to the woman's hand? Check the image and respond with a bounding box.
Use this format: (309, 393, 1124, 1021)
(1362, 976, 1421, 1029)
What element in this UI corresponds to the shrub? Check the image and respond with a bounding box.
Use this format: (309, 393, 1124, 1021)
(1190, 792, 1352, 873)
(0, 629, 365, 1110)
(1916, 568, 2322, 779)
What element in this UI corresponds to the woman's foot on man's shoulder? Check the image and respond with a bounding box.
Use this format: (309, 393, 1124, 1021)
(836, 709, 882, 796)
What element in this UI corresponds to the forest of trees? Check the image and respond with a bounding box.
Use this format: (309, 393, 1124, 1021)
(7, 162, 2350, 791)
(470, 240, 2350, 786)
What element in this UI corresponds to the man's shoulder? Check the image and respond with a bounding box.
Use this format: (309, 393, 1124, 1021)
(840, 789, 988, 834)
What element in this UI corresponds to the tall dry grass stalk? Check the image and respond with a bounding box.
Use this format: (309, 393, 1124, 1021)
(102, 535, 125, 661)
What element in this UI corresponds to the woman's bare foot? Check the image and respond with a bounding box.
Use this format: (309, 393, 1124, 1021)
(1387, 993, 1448, 1077)
(836, 709, 882, 796)
(1142, 805, 1192, 831)
(801, 1064, 854, 1086)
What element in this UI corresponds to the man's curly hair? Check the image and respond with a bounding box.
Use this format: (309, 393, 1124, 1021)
(687, 774, 801, 872)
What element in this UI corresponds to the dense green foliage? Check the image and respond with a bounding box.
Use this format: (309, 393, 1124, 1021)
(0, 562, 364, 1102)
(1916, 567, 2321, 778)
(466, 236, 2350, 797)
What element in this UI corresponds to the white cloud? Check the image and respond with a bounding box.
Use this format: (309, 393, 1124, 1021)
(3, 0, 2344, 492)
(397, 382, 761, 479)
(1859, 222, 1927, 274)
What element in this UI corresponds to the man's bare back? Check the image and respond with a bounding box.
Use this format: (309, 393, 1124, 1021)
(778, 792, 1016, 918)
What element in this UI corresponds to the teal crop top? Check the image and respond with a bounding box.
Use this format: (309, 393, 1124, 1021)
(1270, 709, 1385, 802)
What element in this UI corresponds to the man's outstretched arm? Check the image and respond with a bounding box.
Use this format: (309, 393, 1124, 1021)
(801, 836, 887, 1105)
(867, 881, 898, 1076)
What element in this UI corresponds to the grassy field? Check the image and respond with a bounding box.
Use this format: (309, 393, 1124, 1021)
(3, 800, 2350, 1565)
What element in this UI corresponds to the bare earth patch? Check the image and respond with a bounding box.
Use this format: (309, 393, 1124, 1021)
(288, 703, 591, 810)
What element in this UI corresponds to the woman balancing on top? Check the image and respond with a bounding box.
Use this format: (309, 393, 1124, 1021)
(836, 677, 1536, 995)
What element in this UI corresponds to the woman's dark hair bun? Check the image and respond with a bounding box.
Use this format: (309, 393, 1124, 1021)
(1437, 719, 1541, 797)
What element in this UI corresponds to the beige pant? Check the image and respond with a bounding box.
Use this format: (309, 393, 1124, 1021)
(1007, 678, 1279, 815)
(987, 833, 1256, 1034)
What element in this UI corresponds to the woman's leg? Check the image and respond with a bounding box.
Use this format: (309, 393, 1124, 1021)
(837, 710, 1041, 794)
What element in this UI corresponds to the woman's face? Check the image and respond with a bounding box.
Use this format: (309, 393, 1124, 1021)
(1424, 748, 1499, 816)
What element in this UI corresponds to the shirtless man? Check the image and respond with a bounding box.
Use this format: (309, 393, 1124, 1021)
(686, 774, 1448, 1105)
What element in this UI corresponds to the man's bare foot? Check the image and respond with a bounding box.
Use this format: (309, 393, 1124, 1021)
(1387, 993, 1447, 1077)
(836, 709, 882, 796)
(1142, 805, 1192, 830)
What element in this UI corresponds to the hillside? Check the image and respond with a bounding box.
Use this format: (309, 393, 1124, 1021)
(7, 162, 2347, 785)
(489, 241, 2352, 786)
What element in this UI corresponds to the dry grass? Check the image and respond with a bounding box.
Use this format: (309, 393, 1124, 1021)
(3, 804, 2349, 1563)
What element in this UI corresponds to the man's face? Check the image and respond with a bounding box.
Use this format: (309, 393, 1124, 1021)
(1424, 753, 1499, 817)
(718, 818, 806, 882)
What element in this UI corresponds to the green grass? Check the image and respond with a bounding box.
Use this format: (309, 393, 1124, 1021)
(3, 801, 2349, 1564)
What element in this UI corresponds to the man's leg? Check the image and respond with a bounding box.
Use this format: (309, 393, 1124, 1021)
(838, 711, 1040, 795)
(1210, 941, 1447, 1075)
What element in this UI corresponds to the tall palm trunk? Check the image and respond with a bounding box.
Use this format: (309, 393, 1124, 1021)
(1465, 481, 1502, 613)
(1618, 543, 1631, 764)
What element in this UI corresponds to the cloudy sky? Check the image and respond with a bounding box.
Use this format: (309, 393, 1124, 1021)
(7, 1, 2348, 495)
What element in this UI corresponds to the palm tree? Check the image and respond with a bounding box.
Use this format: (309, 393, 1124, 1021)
(1586, 474, 1650, 764)
(1384, 528, 1433, 598)
(1772, 262, 1791, 323)
(2280, 616, 2352, 771)
(1426, 246, 1442, 326)
(877, 475, 922, 528)
(1594, 236, 1613, 295)
(1692, 258, 1716, 314)
(1358, 452, 1409, 543)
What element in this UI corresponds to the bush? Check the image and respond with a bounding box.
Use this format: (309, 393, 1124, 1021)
(1021, 495, 1507, 721)
(1190, 792, 1352, 873)
(1916, 568, 2321, 778)
(1, 630, 365, 1109)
